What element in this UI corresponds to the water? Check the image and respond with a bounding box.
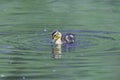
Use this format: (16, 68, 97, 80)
(0, 0, 120, 80)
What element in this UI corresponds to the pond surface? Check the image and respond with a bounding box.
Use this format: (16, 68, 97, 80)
(0, 0, 120, 80)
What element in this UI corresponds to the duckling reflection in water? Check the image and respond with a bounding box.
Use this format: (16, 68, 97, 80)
(51, 30, 75, 59)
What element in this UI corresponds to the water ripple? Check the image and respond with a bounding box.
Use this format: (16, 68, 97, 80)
(0, 29, 120, 80)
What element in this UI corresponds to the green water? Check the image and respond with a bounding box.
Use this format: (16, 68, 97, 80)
(0, 0, 120, 80)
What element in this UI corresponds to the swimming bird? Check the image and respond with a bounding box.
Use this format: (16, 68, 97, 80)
(51, 30, 75, 59)
(51, 30, 75, 45)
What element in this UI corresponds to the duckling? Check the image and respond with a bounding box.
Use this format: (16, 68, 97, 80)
(52, 31, 75, 44)
(51, 31, 62, 59)
(51, 30, 75, 59)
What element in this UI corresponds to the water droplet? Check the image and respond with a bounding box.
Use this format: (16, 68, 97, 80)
(81, 53, 84, 56)
(45, 64, 49, 66)
(1, 74, 5, 77)
(3, 9, 7, 12)
(22, 76, 26, 80)
(44, 28, 47, 32)
(52, 69, 56, 72)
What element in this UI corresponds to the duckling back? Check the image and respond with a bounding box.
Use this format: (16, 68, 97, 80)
(62, 33, 75, 44)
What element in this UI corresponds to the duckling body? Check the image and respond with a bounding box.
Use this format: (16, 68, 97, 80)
(52, 31, 75, 44)
(62, 33, 75, 44)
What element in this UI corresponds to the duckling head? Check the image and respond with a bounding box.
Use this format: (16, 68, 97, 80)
(52, 31, 62, 45)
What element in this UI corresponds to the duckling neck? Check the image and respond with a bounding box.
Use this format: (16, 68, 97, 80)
(55, 38, 62, 45)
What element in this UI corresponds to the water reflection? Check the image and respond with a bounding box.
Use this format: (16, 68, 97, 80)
(52, 44, 62, 59)
(52, 43, 76, 59)
(62, 43, 76, 52)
